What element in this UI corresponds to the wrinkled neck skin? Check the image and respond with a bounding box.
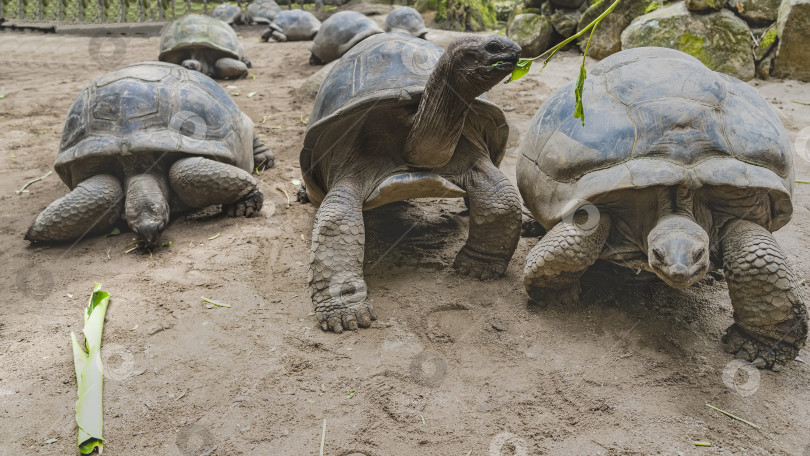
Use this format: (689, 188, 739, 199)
(123, 160, 171, 247)
(404, 56, 483, 169)
(182, 50, 212, 76)
(646, 187, 712, 288)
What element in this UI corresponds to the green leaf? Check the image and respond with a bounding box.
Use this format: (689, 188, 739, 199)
(246, 92, 257, 98)
(103, 227, 120, 238)
(507, 59, 532, 83)
(573, 65, 587, 126)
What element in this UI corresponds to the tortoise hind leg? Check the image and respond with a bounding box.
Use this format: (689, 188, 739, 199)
(452, 156, 521, 280)
(719, 219, 808, 370)
(309, 179, 376, 333)
(25, 174, 123, 243)
(523, 209, 611, 307)
(214, 57, 249, 79)
(169, 157, 263, 217)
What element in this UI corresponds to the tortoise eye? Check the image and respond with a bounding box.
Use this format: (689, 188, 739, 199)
(652, 248, 665, 263)
(693, 249, 705, 262)
(485, 42, 501, 54)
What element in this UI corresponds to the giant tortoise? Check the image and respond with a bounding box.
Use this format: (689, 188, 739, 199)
(308, 11, 383, 64)
(25, 62, 274, 248)
(518, 47, 807, 370)
(301, 33, 522, 332)
(159, 14, 252, 79)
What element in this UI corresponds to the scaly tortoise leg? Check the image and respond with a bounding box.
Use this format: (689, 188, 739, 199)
(309, 179, 376, 333)
(252, 134, 275, 171)
(25, 174, 123, 243)
(169, 157, 263, 217)
(719, 219, 808, 370)
(453, 158, 522, 280)
(214, 57, 249, 80)
(524, 208, 611, 306)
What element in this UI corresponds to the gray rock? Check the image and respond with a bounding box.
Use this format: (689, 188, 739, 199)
(754, 24, 778, 60)
(494, 1, 519, 20)
(507, 13, 555, 57)
(773, 0, 810, 81)
(541, 1, 555, 15)
(551, 7, 581, 36)
(525, 0, 546, 8)
(685, 0, 724, 11)
(621, 2, 755, 80)
(727, 0, 781, 24)
(577, 0, 653, 59)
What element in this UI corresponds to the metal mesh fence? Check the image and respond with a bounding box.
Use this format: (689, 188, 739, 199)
(0, 0, 217, 23)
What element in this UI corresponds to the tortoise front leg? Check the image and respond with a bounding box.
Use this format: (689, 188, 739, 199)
(309, 179, 376, 333)
(25, 174, 123, 243)
(214, 57, 249, 79)
(453, 157, 521, 280)
(719, 219, 808, 370)
(252, 133, 275, 171)
(169, 157, 263, 217)
(524, 210, 611, 306)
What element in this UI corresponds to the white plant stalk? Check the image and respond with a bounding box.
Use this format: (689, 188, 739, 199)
(70, 283, 110, 454)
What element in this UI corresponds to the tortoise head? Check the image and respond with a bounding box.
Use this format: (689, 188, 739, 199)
(126, 173, 171, 248)
(647, 214, 710, 289)
(182, 58, 202, 73)
(442, 35, 521, 98)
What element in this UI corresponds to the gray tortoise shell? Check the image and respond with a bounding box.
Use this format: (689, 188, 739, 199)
(517, 47, 794, 231)
(270, 10, 321, 39)
(309, 11, 383, 63)
(159, 14, 244, 63)
(212, 3, 243, 24)
(56, 62, 254, 189)
(247, 0, 281, 24)
(301, 33, 509, 205)
(384, 6, 427, 38)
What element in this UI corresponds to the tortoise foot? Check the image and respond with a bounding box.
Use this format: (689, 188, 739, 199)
(722, 323, 800, 371)
(453, 246, 508, 280)
(224, 188, 264, 217)
(316, 300, 376, 333)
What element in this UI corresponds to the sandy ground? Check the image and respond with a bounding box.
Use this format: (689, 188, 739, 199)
(1, 24, 810, 456)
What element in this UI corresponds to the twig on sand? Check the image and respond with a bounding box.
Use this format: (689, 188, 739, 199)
(320, 419, 326, 456)
(201, 297, 231, 308)
(277, 185, 291, 206)
(705, 403, 760, 429)
(694, 441, 711, 447)
(16, 171, 52, 194)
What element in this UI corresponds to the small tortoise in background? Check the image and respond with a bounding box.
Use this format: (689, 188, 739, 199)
(159, 14, 252, 79)
(247, 0, 282, 24)
(384, 6, 427, 39)
(517, 47, 807, 370)
(309, 11, 383, 64)
(301, 33, 522, 332)
(261, 10, 321, 42)
(25, 62, 274, 247)
(212, 3, 246, 25)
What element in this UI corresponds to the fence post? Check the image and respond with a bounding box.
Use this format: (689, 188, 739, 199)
(203, 0, 207, 14)
(172, 0, 175, 19)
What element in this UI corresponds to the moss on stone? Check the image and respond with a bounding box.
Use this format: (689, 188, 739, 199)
(644, 1, 662, 13)
(435, 0, 497, 31)
(760, 26, 778, 48)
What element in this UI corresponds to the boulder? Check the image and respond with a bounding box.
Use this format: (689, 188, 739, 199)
(726, 0, 781, 24)
(507, 13, 555, 57)
(621, 2, 755, 80)
(525, 0, 546, 8)
(494, 0, 519, 20)
(434, 0, 497, 31)
(551, 7, 581, 36)
(772, 0, 810, 81)
(754, 25, 778, 60)
(685, 0, 724, 11)
(577, 0, 653, 59)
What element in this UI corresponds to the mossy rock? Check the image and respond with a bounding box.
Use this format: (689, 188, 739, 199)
(727, 0, 781, 25)
(577, 0, 653, 59)
(494, 0, 519, 20)
(754, 24, 778, 61)
(434, 0, 497, 31)
(551, 7, 581, 36)
(507, 13, 555, 56)
(773, 0, 810, 81)
(621, 2, 755, 80)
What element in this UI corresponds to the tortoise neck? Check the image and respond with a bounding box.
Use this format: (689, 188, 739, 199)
(403, 57, 479, 169)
